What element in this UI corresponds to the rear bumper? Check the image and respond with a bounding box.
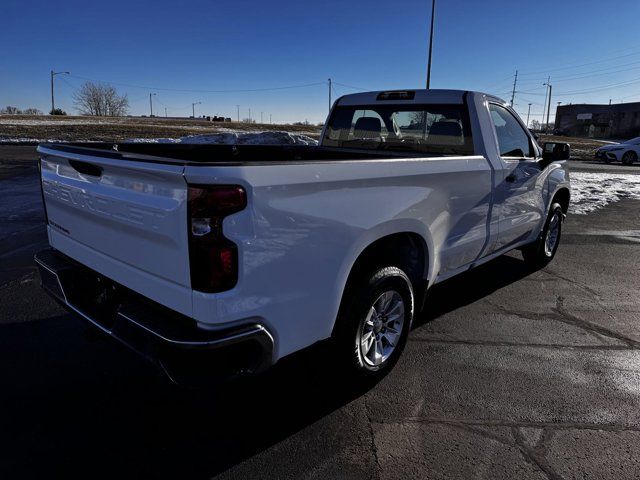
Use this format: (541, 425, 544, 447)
(34, 248, 274, 383)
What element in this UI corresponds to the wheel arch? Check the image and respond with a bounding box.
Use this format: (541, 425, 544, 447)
(330, 225, 432, 336)
(551, 187, 570, 214)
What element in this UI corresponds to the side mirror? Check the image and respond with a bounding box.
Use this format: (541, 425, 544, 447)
(542, 142, 570, 162)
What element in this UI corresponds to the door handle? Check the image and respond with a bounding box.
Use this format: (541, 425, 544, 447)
(505, 173, 517, 183)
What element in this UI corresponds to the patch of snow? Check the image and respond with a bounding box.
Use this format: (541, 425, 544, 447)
(0, 138, 66, 143)
(124, 137, 181, 144)
(124, 131, 318, 146)
(570, 172, 640, 214)
(0, 119, 114, 126)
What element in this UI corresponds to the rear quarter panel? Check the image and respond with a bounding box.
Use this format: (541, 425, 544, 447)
(185, 156, 492, 360)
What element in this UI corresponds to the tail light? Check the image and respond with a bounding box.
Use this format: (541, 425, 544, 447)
(187, 184, 247, 292)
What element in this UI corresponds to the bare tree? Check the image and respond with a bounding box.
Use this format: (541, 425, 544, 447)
(1, 106, 22, 114)
(23, 108, 43, 115)
(73, 82, 129, 116)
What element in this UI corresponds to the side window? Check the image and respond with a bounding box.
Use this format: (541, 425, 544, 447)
(489, 104, 533, 157)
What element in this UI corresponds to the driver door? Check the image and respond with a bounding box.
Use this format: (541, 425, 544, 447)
(489, 103, 546, 250)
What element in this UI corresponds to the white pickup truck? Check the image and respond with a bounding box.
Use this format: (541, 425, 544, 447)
(35, 89, 570, 382)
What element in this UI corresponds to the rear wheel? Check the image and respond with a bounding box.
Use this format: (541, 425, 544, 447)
(333, 266, 413, 380)
(522, 203, 563, 268)
(622, 151, 638, 165)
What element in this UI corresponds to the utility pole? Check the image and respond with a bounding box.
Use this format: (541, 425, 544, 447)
(542, 76, 550, 130)
(545, 84, 553, 133)
(191, 101, 201, 118)
(149, 93, 156, 117)
(526, 103, 532, 128)
(426, 0, 436, 88)
(50, 70, 69, 114)
(328, 78, 332, 112)
(236, 105, 240, 122)
(510, 70, 518, 107)
(270, 113, 272, 124)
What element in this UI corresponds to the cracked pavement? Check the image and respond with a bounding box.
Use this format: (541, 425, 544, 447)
(1, 146, 640, 479)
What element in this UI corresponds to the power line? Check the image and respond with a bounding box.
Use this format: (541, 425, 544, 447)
(333, 81, 371, 91)
(518, 47, 640, 76)
(556, 76, 640, 95)
(66, 74, 326, 93)
(515, 60, 640, 88)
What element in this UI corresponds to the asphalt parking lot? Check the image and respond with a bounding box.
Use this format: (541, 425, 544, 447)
(1, 146, 640, 479)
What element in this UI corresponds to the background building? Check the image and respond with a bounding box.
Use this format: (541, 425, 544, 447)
(555, 102, 640, 139)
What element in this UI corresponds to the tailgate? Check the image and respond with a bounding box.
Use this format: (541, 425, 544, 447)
(38, 145, 191, 304)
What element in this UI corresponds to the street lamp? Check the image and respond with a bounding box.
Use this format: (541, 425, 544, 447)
(149, 93, 156, 117)
(192, 101, 202, 118)
(50, 70, 69, 114)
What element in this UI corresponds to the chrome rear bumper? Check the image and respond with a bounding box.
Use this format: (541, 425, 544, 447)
(35, 248, 274, 383)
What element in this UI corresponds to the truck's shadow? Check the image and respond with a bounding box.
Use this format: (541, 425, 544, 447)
(0, 255, 533, 478)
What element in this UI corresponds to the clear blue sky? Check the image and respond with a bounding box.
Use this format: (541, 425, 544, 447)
(2, 0, 640, 124)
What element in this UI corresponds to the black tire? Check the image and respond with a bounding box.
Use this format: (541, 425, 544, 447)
(522, 202, 564, 268)
(333, 266, 414, 380)
(622, 151, 638, 165)
(604, 156, 613, 164)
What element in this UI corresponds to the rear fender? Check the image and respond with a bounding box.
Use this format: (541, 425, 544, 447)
(328, 219, 433, 333)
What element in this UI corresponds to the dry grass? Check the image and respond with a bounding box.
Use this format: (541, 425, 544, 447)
(538, 134, 610, 160)
(0, 115, 322, 143)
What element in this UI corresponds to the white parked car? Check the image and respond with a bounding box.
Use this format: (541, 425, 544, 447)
(35, 89, 571, 383)
(595, 137, 640, 164)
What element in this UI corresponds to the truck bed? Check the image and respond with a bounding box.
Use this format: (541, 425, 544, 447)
(38, 142, 415, 166)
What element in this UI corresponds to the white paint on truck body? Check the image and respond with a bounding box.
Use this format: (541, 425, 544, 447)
(37, 90, 571, 362)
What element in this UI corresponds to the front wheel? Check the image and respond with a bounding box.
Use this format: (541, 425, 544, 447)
(622, 151, 638, 165)
(522, 203, 564, 268)
(333, 266, 414, 380)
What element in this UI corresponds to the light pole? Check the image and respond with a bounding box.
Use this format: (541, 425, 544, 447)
(50, 70, 69, 114)
(192, 101, 201, 118)
(149, 93, 156, 117)
(236, 105, 240, 122)
(426, 0, 436, 88)
(526, 103, 532, 128)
